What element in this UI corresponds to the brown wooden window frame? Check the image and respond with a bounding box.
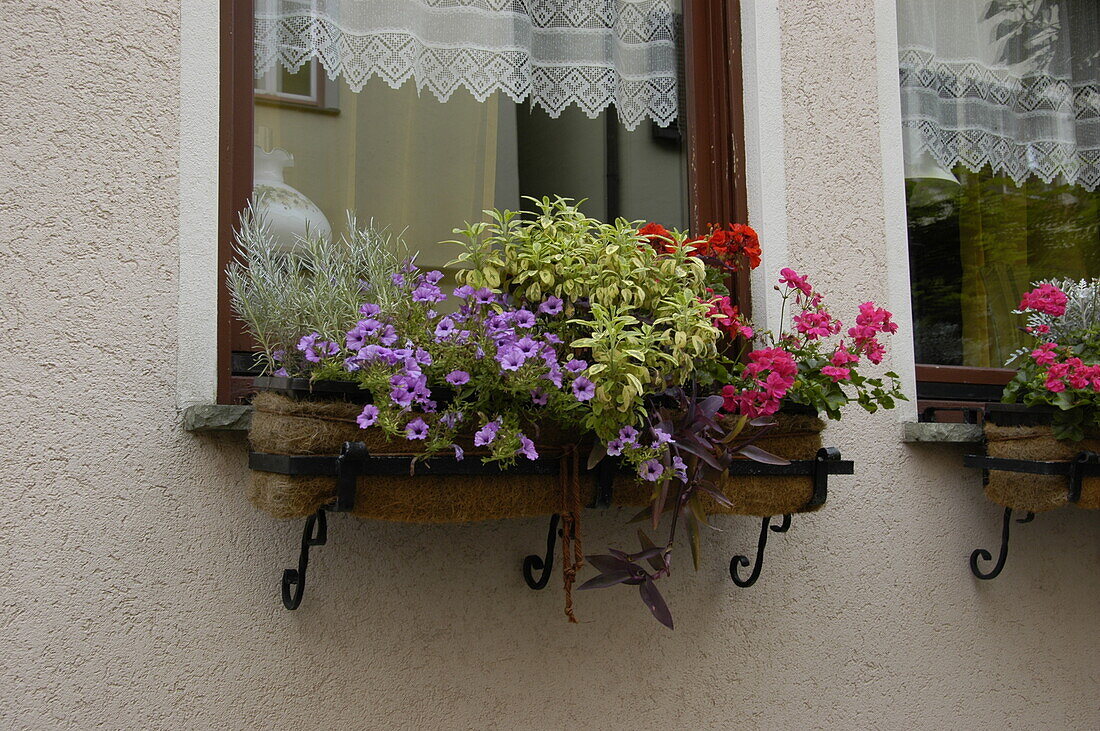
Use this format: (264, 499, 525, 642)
(216, 0, 749, 404)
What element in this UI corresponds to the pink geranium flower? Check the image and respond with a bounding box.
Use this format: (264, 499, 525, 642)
(778, 267, 813, 295)
(821, 365, 851, 382)
(1019, 283, 1068, 317)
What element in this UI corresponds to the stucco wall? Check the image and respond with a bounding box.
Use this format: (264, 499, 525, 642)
(2, 1, 1097, 729)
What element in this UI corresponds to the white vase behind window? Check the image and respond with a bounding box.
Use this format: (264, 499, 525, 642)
(253, 145, 332, 255)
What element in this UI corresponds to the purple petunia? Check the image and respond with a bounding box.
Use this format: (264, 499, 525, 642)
(531, 388, 548, 406)
(379, 324, 398, 346)
(300, 337, 338, 363)
(474, 288, 496, 305)
(391, 272, 406, 287)
(517, 433, 539, 460)
(405, 417, 429, 440)
(274, 367, 289, 377)
(445, 370, 470, 386)
(453, 284, 474, 299)
(618, 426, 639, 444)
(497, 348, 525, 372)
(538, 296, 563, 316)
(359, 303, 381, 317)
(434, 317, 456, 339)
(346, 319, 380, 350)
(358, 344, 391, 364)
(515, 337, 539, 357)
(544, 365, 563, 388)
(652, 427, 674, 446)
(565, 359, 587, 374)
(452, 444, 465, 461)
(390, 388, 414, 408)
(639, 459, 664, 482)
(390, 374, 416, 393)
(571, 376, 596, 401)
(605, 438, 625, 457)
(473, 420, 500, 446)
(357, 404, 379, 428)
(425, 270, 445, 284)
(439, 411, 464, 429)
(412, 281, 445, 303)
(297, 332, 318, 352)
(513, 309, 536, 329)
(671, 456, 688, 482)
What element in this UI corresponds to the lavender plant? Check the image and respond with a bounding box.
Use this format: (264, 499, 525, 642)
(227, 203, 407, 374)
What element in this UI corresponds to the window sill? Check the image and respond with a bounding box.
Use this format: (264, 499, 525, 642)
(183, 404, 252, 433)
(901, 421, 982, 443)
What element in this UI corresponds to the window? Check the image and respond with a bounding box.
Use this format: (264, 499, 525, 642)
(218, 0, 748, 403)
(897, 0, 1099, 414)
(255, 59, 332, 110)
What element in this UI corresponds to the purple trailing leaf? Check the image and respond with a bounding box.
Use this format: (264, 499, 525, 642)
(639, 577, 674, 629)
(587, 441, 608, 470)
(697, 394, 725, 419)
(736, 444, 791, 465)
(587, 554, 633, 574)
(577, 571, 636, 590)
(636, 530, 668, 573)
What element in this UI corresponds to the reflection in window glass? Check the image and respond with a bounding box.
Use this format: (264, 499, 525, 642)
(898, 0, 1099, 368)
(252, 0, 688, 273)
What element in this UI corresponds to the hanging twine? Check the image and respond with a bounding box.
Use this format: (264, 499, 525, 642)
(559, 445, 584, 623)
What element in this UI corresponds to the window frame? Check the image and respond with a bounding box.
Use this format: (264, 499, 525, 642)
(216, 0, 750, 404)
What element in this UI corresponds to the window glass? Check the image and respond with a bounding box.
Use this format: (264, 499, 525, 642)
(251, 0, 688, 272)
(898, 0, 1099, 368)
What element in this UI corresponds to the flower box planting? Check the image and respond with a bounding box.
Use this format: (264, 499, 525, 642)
(963, 280, 1100, 580)
(976, 280, 1100, 513)
(231, 198, 903, 626)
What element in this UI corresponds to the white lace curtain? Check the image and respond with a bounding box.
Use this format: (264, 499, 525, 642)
(254, 0, 679, 131)
(898, 0, 1100, 190)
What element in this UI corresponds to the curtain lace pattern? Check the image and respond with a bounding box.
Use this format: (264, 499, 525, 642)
(898, 0, 1099, 190)
(255, 0, 680, 131)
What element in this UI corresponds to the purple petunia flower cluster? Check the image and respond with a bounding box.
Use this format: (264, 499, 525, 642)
(288, 260, 693, 473)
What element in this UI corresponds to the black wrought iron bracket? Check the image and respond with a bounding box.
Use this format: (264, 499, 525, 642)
(726, 447, 853, 588)
(963, 451, 1099, 579)
(253, 443, 854, 605)
(730, 513, 791, 587)
(521, 446, 854, 592)
(252, 441, 563, 610)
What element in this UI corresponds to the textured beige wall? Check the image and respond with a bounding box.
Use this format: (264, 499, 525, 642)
(1, 1, 1098, 729)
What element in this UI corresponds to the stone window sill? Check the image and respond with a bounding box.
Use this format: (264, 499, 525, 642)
(183, 404, 252, 432)
(901, 422, 982, 443)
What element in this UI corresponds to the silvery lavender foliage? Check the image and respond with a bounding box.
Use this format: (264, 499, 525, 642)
(1005, 278, 1100, 366)
(227, 203, 408, 374)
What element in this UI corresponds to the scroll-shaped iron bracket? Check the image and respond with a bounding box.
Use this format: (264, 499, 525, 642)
(969, 507, 1035, 580)
(282, 509, 328, 610)
(335, 441, 369, 512)
(1068, 451, 1100, 504)
(523, 514, 561, 590)
(729, 513, 792, 588)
